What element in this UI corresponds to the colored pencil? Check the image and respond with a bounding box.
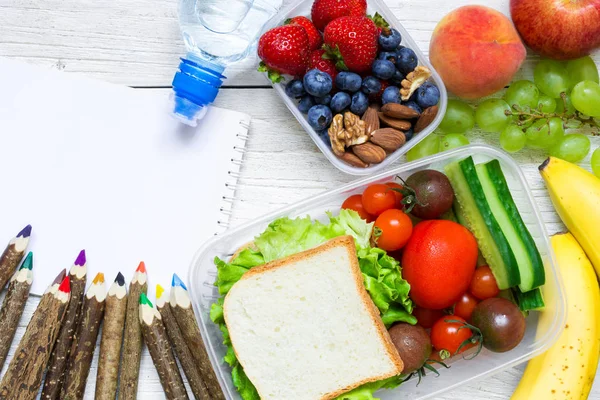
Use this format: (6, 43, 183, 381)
(118, 261, 148, 400)
(0, 225, 31, 291)
(156, 284, 210, 400)
(140, 293, 188, 400)
(61, 272, 106, 400)
(0, 275, 70, 400)
(0, 252, 33, 370)
(42, 250, 88, 400)
(170, 274, 225, 400)
(95, 272, 127, 400)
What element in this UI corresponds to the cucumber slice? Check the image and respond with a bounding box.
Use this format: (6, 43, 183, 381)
(445, 157, 521, 289)
(512, 287, 545, 311)
(477, 160, 545, 291)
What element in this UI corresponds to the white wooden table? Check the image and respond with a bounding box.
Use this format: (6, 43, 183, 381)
(1, 0, 599, 398)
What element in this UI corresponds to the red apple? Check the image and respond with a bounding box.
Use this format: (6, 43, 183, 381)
(510, 0, 600, 60)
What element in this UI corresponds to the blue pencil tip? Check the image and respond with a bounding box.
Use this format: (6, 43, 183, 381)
(17, 225, 32, 238)
(172, 274, 187, 290)
(74, 249, 86, 266)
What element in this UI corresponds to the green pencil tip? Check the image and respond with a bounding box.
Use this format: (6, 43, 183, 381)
(140, 292, 153, 307)
(20, 252, 33, 270)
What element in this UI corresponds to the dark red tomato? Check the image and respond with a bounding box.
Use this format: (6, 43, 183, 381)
(342, 194, 375, 222)
(470, 265, 500, 300)
(385, 182, 404, 208)
(430, 315, 473, 355)
(373, 209, 413, 251)
(362, 184, 397, 216)
(413, 307, 445, 329)
(453, 293, 479, 321)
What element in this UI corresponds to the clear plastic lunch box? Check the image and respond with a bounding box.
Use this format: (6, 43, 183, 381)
(259, 0, 448, 176)
(188, 144, 566, 400)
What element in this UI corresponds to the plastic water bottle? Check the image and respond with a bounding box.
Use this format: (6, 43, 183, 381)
(171, 0, 283, 126)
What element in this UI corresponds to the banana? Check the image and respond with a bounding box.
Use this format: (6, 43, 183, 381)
(511, 233, 600, 400)
(539, 156, 600, 277)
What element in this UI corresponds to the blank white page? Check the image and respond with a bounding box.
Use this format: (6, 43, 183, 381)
(0, 58, 250, 295)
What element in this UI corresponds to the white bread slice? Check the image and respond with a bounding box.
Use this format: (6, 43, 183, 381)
(223, 235, 403, 400)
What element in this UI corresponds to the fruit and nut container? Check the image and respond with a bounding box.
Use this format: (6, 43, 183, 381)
(257, 0, 447, 175)
(188, 145, 565, 399)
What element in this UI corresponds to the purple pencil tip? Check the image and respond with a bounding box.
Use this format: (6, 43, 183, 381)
(17, 224, 32, 238)
(74, 249, 86, 266)
(172, 274, 187, 290)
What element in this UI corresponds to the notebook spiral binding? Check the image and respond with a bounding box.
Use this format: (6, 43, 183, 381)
(216, 119, 250, 233)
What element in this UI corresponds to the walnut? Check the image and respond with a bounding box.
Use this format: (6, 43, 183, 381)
(328, 114, 346, 156)
(343, 112, 368, 146)
(400, 66, 432, 101)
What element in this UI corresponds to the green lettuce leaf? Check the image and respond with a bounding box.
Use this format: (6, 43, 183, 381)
(336, 375, 404, 400)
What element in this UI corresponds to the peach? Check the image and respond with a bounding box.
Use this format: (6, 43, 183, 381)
(429, 5, 526, 100)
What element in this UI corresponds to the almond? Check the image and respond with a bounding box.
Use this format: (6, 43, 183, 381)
(381, 103, 420, 119)
(337, 151, 369, 168)
(361, 107, 380, 136)
(378, 113, 412, 131)
(414, 105, 439, 133)
(370, 128, 406, 152)
(352, 142, 387, 164)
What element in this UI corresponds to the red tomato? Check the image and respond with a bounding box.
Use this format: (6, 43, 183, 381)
(385, 182, 404, 208)
(373, 209, 413, 251)
(453, 293, 479, 321)
(402, 220, 478, 309)
(470, 265, 500, 300)
(341, 194, 374, 222)
(362, 184, 397, 216)
(413, 307, 445, 329)
(431, 315, 473, 355)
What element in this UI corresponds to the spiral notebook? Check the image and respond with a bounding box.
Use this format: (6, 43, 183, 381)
(0, 58, 250, 295)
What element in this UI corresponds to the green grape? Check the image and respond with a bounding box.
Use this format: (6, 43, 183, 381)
(439, 134, 469, 152)
(555, 93, 576, 117)
(500, 125, 527, 153)
(549, 134, 591, 163)
(571, 81, 600, 118)
(406, 134, 440, 161)
(537, 95, 556, 113)
(439, 100, 475, 133)
(504, 80, 539, 110)
(525, 117, 564, 149)
(566, 56, 599, 86)
(534, 60, 570, 98)
(475, 99, 511, 133)
(592, 148, 600, 178)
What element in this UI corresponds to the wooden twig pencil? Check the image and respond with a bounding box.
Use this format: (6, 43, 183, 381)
(156, 284, 210, 400)
(0, 225, 31, 291)
(140, 293, 188, 400)
(42, 250, 88, 400)
(61, 272, 106, 400)
(118, 261, 148, 400)
(170, 274, 225, 400)
(95, 272, 127, 400)
(0, 275, 70, 400)
(0, 251, 33, 370)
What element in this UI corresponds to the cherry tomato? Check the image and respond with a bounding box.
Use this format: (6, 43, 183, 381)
(413, 307, 445, 329)
(430, 315, 473, 355)
(453, 293, 479, 321)
(469, 265, 500, 300)
(373, 209, 413, 251)
(385, 182, 404, 208)
(362, 184, 397, 216)
(341, 194, 375, 222)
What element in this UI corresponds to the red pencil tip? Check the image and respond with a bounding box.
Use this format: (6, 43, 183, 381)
(58, 276, 71, 293)
(136, 261, 146, 273)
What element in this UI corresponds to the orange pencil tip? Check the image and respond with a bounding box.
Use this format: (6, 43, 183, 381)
(58, 276, 71, 293)
(93, 273, 105, 284)
(136, 261, 146, 273)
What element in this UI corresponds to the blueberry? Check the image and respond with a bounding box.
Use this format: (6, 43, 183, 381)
(303, 69, 333, 97)
(285, 79, 305, 98)
(378, 28, 402, 51)
(403, 100, 422, 114)
(314, 94, 332, 105)
(416, 82, 440, 108)
(307, 105, 333, 131)
(330, 92, 352, 113)
(372, 60, 396, 80)
(350, 92, 369, 115)
(404, 128, 414, 141)
(298, 95, 315, 113)
(377, 51, 397, 62)
(390, 69, 405, 85)
(316, 129, 330, 146)
(335, 72, 362, 93)
(382, 86, 401, 105)
(361, 76, 381, 95)
(396, 47, 418, 75)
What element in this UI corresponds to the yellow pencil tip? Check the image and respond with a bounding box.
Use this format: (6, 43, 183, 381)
(93, 272, 105, 284)
(156, 284, 164, 299)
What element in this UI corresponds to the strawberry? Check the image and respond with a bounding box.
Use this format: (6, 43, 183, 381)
(323, 16, 379, 74)
(257, 25, 310, 82)
(285, 16, 323, 51)
(311, 0, 367, 31)
(308, 49, 338, 80)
